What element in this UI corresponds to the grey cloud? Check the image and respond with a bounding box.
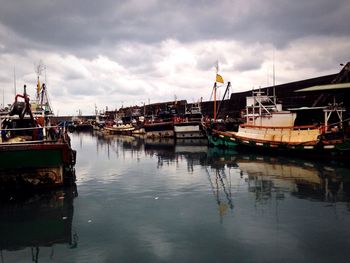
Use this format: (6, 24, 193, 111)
(1, 0, 349, 56)
(233, 57, 264, 72)
(0, 0, 349, 115)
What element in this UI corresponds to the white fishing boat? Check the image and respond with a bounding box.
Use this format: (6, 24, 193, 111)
(208, 87, 350, 158)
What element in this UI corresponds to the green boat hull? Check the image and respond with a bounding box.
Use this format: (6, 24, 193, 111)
(0, 142, 76, 188)
(208, 130, 350, 159)
(208, 133, 238, 149)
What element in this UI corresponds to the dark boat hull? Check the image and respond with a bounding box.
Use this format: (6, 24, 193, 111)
(174, 122, 206, 139)
(144, 122, 174, 138)
(0, 142, 76, 188)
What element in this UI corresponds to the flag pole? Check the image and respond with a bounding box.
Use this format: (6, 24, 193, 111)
(213, 82, 217, 121)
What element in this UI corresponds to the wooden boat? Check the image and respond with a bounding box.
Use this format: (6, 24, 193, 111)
(104, 123, 135, 135)
(208, 88, 350, 158)
(174, 103, 206, 139)
(0, 80, 76, 189)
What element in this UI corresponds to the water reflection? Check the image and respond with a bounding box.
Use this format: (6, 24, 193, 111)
(205, 168, 234, 223)
(237, 155, 350, 203)
(90, 132, 350, 204)
(0, 185, 78, 262)
(63, 132, 350, 262)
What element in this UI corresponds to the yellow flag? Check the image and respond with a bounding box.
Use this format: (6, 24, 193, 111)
(216, 74, 224, 84)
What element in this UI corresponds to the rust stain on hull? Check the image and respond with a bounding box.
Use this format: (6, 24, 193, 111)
(0, 167, 63, 188)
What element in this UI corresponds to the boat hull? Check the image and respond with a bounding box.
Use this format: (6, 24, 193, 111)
(0, 142, 76, 188)
(208, 128, 350, 158)
(208, 130, 238, 148)
(105, 126, 135, 135)
(144, 122, 174, 138)
(174, 123, 205, 139)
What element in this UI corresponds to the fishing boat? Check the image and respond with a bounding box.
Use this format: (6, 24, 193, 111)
(105, 123, 135, 135)
(92, 106, 108, 130)
(174, 103, 205, 139)
(144, 106, 177, 138)
(0, 77, 76, 189)
(208, 88, 350, 158)
(70, 115, 93, 132)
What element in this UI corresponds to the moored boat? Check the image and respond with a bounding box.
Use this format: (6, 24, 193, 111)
(0, 80, 76, 189)
(174, 103, 206, 139)
(70, 116, 93, 132)
(208, 88, 350, 158)
(105, 123, 135, 135)
(144, 106, 177, 138)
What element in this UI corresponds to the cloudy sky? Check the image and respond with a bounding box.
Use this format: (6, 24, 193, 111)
(0, 0, 349, 115)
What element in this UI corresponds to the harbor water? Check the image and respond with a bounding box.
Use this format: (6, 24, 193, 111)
(1, 131, 350, 262)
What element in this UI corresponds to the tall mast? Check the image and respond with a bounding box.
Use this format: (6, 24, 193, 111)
(213, 82, 217, 121)
(13, 66, 17, 96)
(214, 60, 219, 121)
(272, 49, 276, 104)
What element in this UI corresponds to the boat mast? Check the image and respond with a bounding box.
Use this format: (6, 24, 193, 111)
(214, 60, 225, 121)
(213, 82, 217, 121)
(214, 61, 218, 121)
(2, 86, 4, 109)
(272, 49, 276, 105)
(13, 66, 17, 96)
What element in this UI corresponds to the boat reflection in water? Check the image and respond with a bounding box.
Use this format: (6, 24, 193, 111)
(93, 133, 350, 205)
(0, 185, 78, 262)
(57, 132, 350, 262)
(205, 167, 235, 223)
(207, 149, 350, 203)
(242, 155, 350, 202)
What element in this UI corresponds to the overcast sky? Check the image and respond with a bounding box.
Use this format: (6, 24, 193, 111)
(0, 0, 349, 115)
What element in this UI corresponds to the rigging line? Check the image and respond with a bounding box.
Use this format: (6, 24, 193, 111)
(205, 167, 218, 203)
(324, 117, 350, 128)
(218, 170, 234, 209)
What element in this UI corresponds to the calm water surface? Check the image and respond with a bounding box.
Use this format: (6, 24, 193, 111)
(1, 131, 350, 262)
